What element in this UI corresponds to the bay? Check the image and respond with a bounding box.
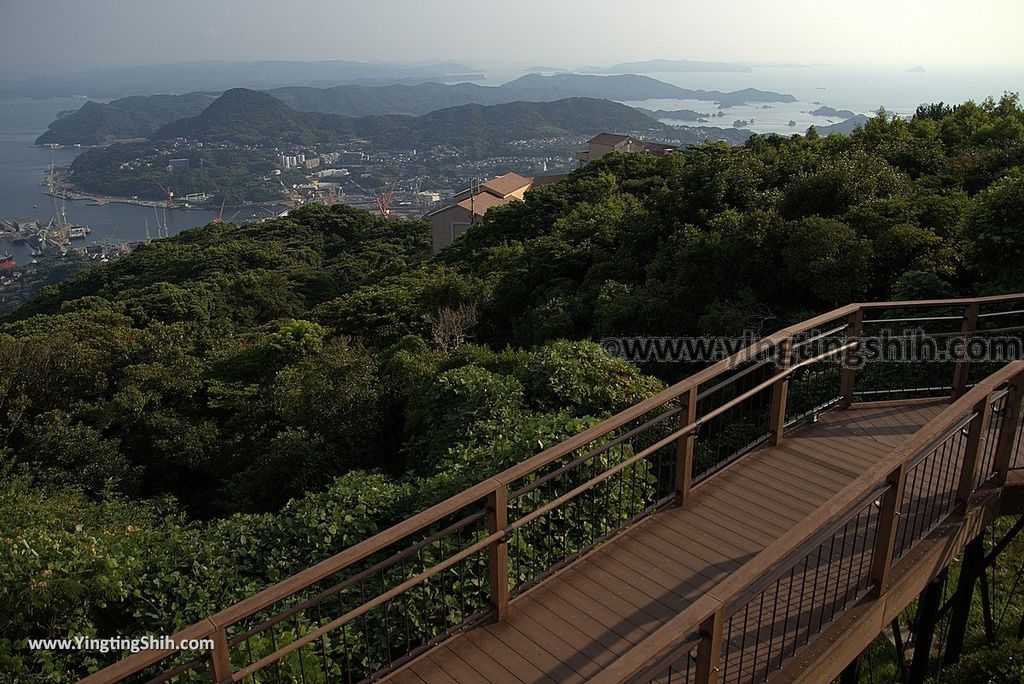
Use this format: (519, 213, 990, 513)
(0, 97, 218, 267)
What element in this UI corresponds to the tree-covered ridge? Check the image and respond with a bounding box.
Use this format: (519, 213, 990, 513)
(66, 144, 309, 204)
(35, 93, 220, 145)
(150, 89, 681, 149)
(3, 94, 1024, 681)
(35, 74, 795, 145)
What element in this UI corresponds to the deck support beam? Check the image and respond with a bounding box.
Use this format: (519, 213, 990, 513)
(942, 534, 985, 665)
(908, 569, 946, 684)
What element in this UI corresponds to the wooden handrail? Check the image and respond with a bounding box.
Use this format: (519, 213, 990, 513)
(79, 294, 1024, 684)
(859, 293, 1024, 310)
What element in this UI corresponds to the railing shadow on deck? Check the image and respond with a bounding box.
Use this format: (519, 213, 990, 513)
(78, 294, 1024, 684)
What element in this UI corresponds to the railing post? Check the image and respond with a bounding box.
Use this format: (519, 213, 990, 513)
(769, 336, 795, 446)
(209, 627, 232, 684)
(675, 383, 699, 506)
(839, 308, 864, 408)
(487, 485, 510, 621)
(956, 396, 993, 505)
(869, 462, 908, 597)
(992, 371, 1024, 485)
(695, 608, 724, 684)
(951, 302, 980, 399)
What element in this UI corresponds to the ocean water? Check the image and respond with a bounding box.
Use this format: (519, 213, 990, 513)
(634, 64, 1024, 134)
(486, 63, 1024, 135)
(0, 97, 217, 266)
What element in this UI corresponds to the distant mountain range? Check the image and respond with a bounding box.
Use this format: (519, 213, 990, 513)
(36, 74, 796, 146)
(590, 59, 753, 74)
(148, 89, 706, 155)
(0, 59, 482, 100)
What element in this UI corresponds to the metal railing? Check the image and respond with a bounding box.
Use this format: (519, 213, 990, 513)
(78, 295, 1024, 684)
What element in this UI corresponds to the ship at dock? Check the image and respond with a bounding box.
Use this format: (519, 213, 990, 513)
(0, 253, 15, 270)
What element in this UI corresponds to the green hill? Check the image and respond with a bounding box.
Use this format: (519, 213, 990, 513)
(36, 93, 219, 145)
(151, 89, 683, 152)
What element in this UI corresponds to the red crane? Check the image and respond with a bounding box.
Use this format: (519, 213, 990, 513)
(156, 182, 175, 209)
(375, 180, 398, 218)
(214, 197, 227, 222)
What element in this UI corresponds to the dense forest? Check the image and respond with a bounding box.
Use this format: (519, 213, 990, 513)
(67, 144, 309, 204)
(3, 94, 1024, 681)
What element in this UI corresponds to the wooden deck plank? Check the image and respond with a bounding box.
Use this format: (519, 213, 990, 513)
(386, 402, 942, 683)
(462, 624, 557, 683)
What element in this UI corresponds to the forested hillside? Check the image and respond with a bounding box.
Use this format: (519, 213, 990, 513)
(3, 94, 1023, 681)
(150, 89, 679, 149)
(35, 74, 794, 144)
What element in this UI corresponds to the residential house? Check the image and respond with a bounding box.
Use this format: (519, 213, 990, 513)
(578, 133, 679, 164)
(428, 172, 541, 254)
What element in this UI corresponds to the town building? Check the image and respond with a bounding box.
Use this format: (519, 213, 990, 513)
(428, 172, 564, 254)
(578, 133, 679, 164)
(166, 158, 191, 173)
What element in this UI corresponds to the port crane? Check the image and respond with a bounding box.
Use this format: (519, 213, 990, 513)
(156, 182, 175, 209)
(375, 179, 398, 218)
(214, 197, 227, 222)
(278, 180, 303, 209)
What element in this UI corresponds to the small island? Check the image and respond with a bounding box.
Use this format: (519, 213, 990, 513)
(810, 105, 857, 118)
(907, 66, 927, 73)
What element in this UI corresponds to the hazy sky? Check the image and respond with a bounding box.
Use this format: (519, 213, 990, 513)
(2, 0, 1022, 74)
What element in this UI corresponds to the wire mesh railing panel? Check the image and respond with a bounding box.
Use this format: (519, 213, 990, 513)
(967, 303, 1024, 387)
(112, 653, 213, 684)
(718, 494, 880, 684)
(785, 324, 849, 426)
(893, 415, 974, 561)
(221, 502, 493, 684)
(504, 403, 680, 594)
(693, 357, 778, 482)
(854, 307, 965, 401)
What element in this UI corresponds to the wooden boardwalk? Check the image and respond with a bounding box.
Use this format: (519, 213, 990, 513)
(385, 400, 948, 684)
